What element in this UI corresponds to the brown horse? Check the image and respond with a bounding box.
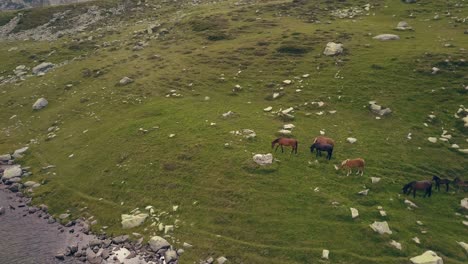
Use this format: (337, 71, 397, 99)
(453, 177, 468, 192)
(338, 158, 365, 176)
(313, 136, 335, 147)
(402, 181, 432, 198)
(272, 138, 298, 154)
(432, 176, 450, 192)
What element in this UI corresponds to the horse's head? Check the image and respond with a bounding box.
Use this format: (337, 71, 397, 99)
(432, 176, 439, 181)
(310, 144, 315, 153)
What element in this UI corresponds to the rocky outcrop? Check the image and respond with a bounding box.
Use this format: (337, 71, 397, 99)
(323, 42, 343, 56)
(252, 154, 273, 166)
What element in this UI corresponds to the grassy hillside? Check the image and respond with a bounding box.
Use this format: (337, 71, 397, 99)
(0, 0, 467, 263)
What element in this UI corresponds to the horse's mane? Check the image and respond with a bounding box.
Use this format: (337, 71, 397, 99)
(341, 159, 349, 165)
(402, 181, 416, 192)
(272, 138, 281, 144)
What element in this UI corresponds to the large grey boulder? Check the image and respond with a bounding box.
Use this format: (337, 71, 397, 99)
(373, 34, 400, 41)
(252, 153, 273, 166)
(2, 165, 22, 179)
(323, 42, 343, 56)
(32, 62, 55, 75)
(410, 250, 443, 264)
(148, 236, 170, 252)
(0, 154, 11, 161)
(32, 98, 48, 110)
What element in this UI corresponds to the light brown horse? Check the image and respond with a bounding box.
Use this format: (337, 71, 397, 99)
(272, 138, 298, 154)
(337, 158, 365, 176)
(313, 136, 335, 147)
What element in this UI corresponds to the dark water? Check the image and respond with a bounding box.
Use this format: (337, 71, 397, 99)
(0, 188, 80, 264)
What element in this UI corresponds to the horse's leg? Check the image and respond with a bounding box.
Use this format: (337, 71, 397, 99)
(275, 145, 279, 152)
(346, 168, 350, 176)
(445, 183, 449, 192)
(281, 145, 284, 153)
(361, 167, 364, 176)
(413, 188, 416, 198)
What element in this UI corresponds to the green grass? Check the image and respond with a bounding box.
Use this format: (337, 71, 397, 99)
(0, 0, 467, 263)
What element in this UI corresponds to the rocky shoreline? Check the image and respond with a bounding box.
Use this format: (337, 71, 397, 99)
(1, 149, 180, 264)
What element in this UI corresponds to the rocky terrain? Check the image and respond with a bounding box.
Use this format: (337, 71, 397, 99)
(0, 0, 467, 263)
(0, 0, 92, 10)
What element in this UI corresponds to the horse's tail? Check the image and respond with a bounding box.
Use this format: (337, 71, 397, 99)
(272, 138, 280, 148)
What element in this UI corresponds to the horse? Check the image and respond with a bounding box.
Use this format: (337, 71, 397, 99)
(338, 158, 365, 176)
(453, 177, 468, 192)
(432, 176, 450, 192)
(272, 138, 298, 154)
(313, 136, 335, 147)
(402, 181, 432, 198)
(310, 142, 333, 160)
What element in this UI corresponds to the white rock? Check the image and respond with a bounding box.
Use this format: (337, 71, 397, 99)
(148, 236, 170, 252)
(12, 147, 28, 158)
(216, 256, 228, 264)
(222, 111, 235, 118)
(461, 198, 468, 210)
(119, 77, 134, 85)
(164, 225, 174, 234)
(2, 166, 22, 179)
(413, 237, 421, 244)
(358, 189, 369, 196)
(121, 213, 148, 229)
(346, 137, 357, 144)
(242, 129, 256, 139)
(264, 106, 273, 112)
(427, 137, 437, 143)
(370, 221, 392, 235)
(373, 34, 400, 41)
(396, 21, 412, 30)
(410, 250, 443, 264)
(272, 93, 280, 99)
(24, 181, 39, 188)
(451, 144, 459, 149)
(281, 107, 294, 115)
(390, 240, 402, 250)
(380, 210, 387, 217)
(416, 221, 423, 226)
(371, 177, 381, 184)
(253, 154, 273, 166)
(458, 149, 468, 154)
(283, 80, 292, 85)
(277, 129, 292, 135)
(302, 74, 310, 78)
(323, 42, 343, 56)
(350, 208, 359, 219)
(431, 67, 440, 74)
(32, 98, 48, 110)
(283, 124, 295, 130)
(322, 249, 329, 259)
(0, 154, 11, 161)
(405, 199, 418, 208)
(457, 241, 468, 253)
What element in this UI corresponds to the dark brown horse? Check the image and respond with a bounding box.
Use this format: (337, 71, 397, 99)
(402, 181, 432, 198)
(453, 177, 468, 192)
(310, 142, 333, 160)
(432, 176, 450, 192)
(272, 138, 298, 154)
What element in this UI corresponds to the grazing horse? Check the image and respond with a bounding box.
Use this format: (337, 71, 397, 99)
(313, 136, 335, 147)
(310, 142, 333, 160)
(453, 177, 468, 192)
(338, 158, 365, 176)
(402, 181, 432, 198)
(432, 176, 450, 192)
(272, 138, 298, 154)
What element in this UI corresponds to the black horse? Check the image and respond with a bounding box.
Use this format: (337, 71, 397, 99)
(402, 181, 432, 198)
(432, 176, 450, 192)
(310, 142, 333, 160)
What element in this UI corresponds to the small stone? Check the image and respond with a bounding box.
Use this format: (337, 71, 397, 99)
(405, 199, 418, 208)
(370, 221, 392, 235)
(457, 241, 468, 253)
(373, 34, 400, 41)
(358, 189, 369, 196)
(350, 208, 359, 219)
(323, 42, 343, 56)
(183, 242, 193, 248)
(346, 137, 357, 144)
(371, 177, 381, 184)
(412, 237, 421, 244)
(264, 106, 272, 112)
(390, 240, 402, 250)
(32, 98, 48, 110)
(217, 256, 228, 264)
(409, 250, 443, 264)
(461, 198, 468, 210)
(379, 210, 387, 217)
(119, 77, 134, 85)
(148, 236, 170, 252)
(428, 137, 437, 143)
(322, 249, 329, 259)
(253, 153, 273, 166)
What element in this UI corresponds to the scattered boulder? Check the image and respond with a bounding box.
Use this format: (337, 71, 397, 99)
(461, 198, 468, 210)
(32, 98, 48, 110)
(346, 137, 357, 144)
(222, 111, 235, 118)
(427, 137, 437, 143)
(148, 236, 170, 252)
(121, 213, 148, 229)
(350, 208, 359, 219)
(241, 129, 256, 139)
(278, 129, 292, 135)
(164, 249, 178, 262)
(396, 21, 412, 30)
(32, 62, 55, 75)
(358, 189, 369, 196)
(371, 177, 381, 184)
(410, 250, 443, 264)
(373, 34, 400, 41)
(264, 106, 273, 112)
(252, 153, 273, 166)
(2, 165, 22, 179)
(413, 237, 421, 244)
(322, 249, 329, 259)
(323, 42, 343, 56)
(390, 240, 402, 250)
(118, 77, 134, 86)
(0, 154, 11, 161)
(405, 199, 418, 208)
(457, 241, 468, 253)
(12, 147, 28, 159)
(369, 101, 392, 116)
(370, 221, 392, 234)
(216, 256, 228, 264)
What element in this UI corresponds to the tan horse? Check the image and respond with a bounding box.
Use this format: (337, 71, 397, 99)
(272, 138, 298, 154)
(337, 158, 365, 176)
(313, 136, 335, 147)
